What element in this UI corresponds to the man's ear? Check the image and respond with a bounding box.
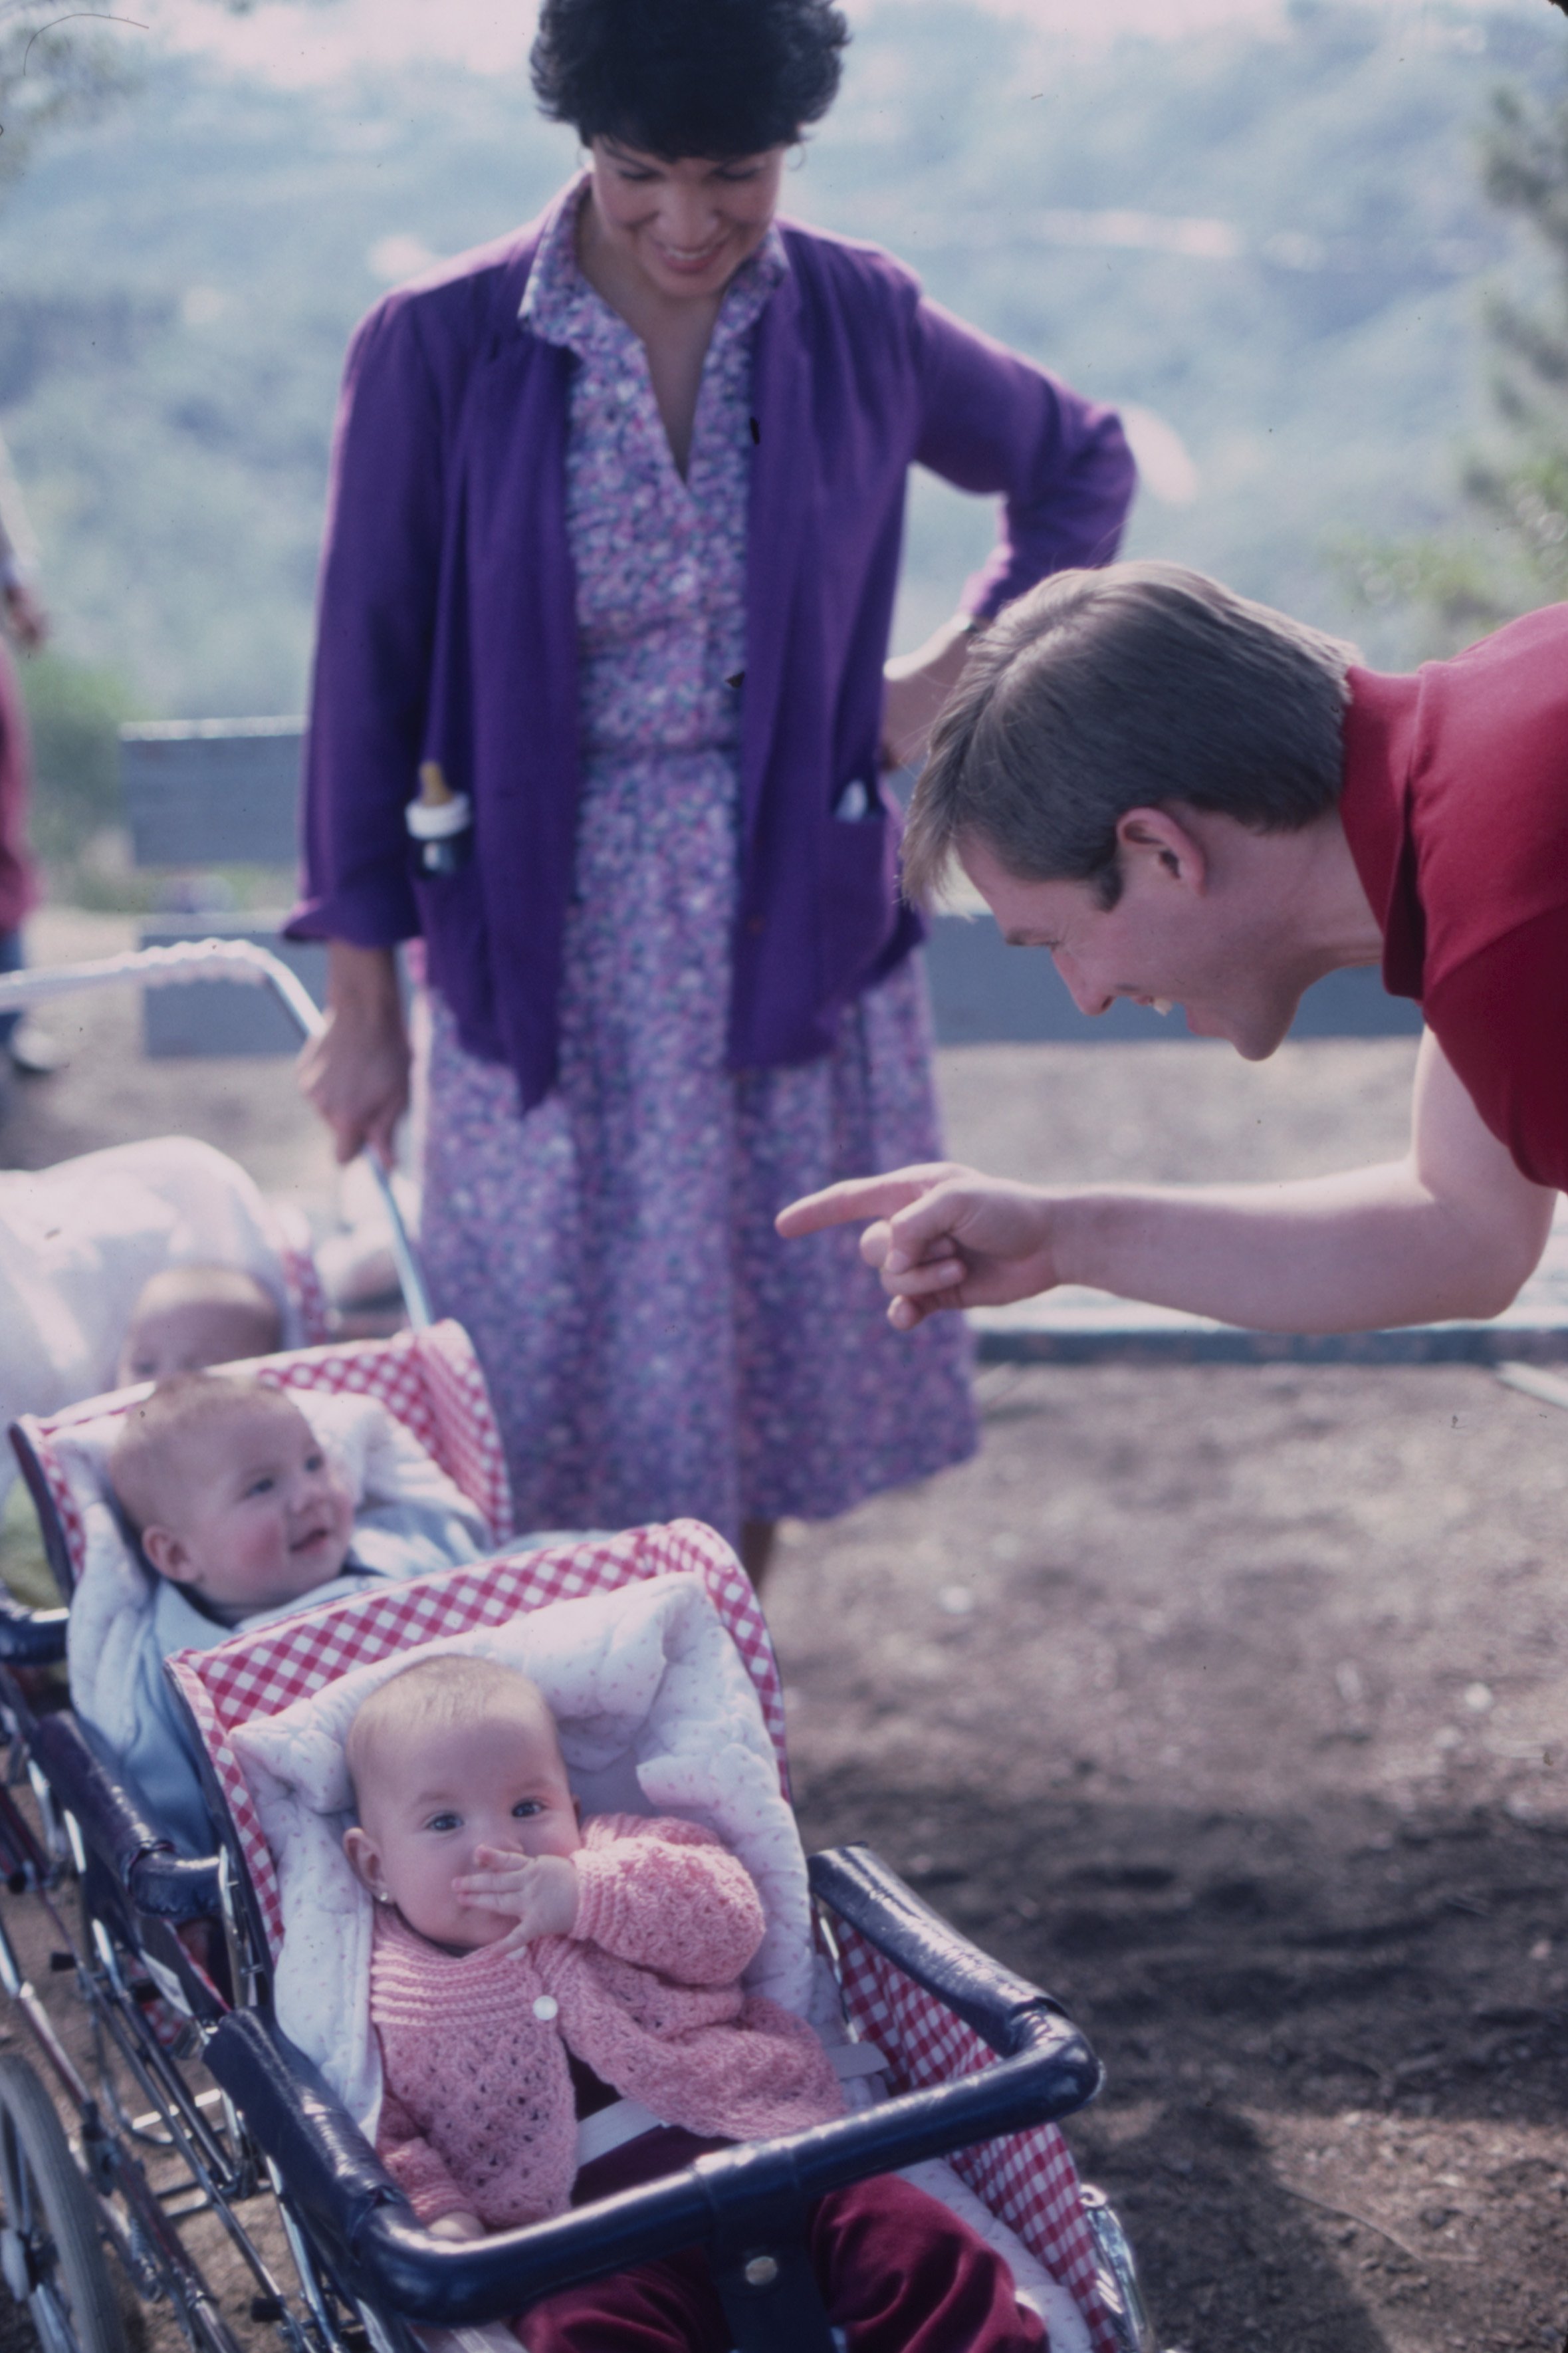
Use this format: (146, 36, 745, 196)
(343, 1826, 386, 1899)
(140, 1526, 196, 1586)
(1115, 806, 1208, 891)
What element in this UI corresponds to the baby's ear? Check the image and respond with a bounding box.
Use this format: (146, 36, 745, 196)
(343, 1825, 384, 1898)
(140, 1527, 193, 1585)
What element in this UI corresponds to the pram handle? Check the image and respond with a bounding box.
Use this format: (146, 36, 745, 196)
(0, 939, 432, 1328)
(199, 1844, 1103, 2325)
(808, 1843, 1061, 2047)
(25, 1713, 221, 1920)
(0, 1586, 68, 1667)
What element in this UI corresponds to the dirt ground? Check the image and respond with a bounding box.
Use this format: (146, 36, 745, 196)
(4, 908, 1567, 2353)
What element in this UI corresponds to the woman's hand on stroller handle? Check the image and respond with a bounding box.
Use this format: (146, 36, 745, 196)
(297, 941, 411, 1165)
(455, 1847, 580, 1949)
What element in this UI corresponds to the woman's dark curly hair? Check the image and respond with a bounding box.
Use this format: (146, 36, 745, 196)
(531, 0, 849, 160)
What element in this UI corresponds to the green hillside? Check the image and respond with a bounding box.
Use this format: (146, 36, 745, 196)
(1, 0, 1561, 723)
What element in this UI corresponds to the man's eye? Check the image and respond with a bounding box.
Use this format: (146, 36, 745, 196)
(512, 1799, 544, 1819)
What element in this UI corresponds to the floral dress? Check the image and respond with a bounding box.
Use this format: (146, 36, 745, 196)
(419, 185, 976, 1540)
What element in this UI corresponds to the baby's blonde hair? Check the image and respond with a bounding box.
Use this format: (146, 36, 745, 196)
(126, 1264, 282, 1357)
(344, 1656, 557, 1806)
(108, 1374, 309, 1536)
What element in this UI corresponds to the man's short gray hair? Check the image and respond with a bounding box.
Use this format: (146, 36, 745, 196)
(902, 562, 1357, 908)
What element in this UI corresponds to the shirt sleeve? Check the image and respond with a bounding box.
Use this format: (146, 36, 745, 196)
(910, 297, 1137, 618)
(570, 1816, 766, 1984)
(1426, 910, 1568, 1193)
(287, 296, 447, 948)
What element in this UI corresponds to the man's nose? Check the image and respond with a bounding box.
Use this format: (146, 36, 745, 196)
(1052, 950, 1114, 1018)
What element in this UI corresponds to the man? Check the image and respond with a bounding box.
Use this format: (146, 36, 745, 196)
(779, 561, 1565, 1336)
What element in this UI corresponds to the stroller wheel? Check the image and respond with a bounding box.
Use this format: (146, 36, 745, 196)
(0, 2055, 128, 2353)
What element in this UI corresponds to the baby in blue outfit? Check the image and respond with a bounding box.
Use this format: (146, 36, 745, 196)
(98, 1373, 484, 1850)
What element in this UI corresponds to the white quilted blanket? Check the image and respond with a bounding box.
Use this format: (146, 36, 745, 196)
(0, 1136, 302, 1511)
(231, 1572, 814, 2137)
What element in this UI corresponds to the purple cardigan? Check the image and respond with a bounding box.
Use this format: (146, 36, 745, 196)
(289, 199, 1135, 1107)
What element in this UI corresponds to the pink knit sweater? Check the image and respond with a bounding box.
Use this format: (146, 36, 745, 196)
(371, 1813, 843, 2229)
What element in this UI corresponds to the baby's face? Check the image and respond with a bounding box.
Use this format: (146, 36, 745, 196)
(142, 1403, 354, 1620)
(350, 1703, 582, 1951)
(118, 1300, 274, 1387)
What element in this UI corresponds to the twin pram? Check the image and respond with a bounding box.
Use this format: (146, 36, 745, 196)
(0, 949, 1157, 2353)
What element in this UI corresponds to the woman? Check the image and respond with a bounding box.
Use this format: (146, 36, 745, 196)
(292, 0, 1135, 1578)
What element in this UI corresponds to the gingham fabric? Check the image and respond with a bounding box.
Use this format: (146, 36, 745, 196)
(171, 1522, 1110, 2350)
(15, 1320, 511, 1598)
(168, 1520, 782, 1956)
(274, 1229, 332, 1347)
(834, 1923, 1116, 2353)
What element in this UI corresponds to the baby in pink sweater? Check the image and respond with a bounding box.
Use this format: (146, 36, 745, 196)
(343, 1656, 1048, 2352)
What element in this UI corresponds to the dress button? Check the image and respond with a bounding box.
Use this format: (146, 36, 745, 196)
(532, 1995, 559, 2021)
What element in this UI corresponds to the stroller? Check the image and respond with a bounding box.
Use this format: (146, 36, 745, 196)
(0, 945, 1159, 2353)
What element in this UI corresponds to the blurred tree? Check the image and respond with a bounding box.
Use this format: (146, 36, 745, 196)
(0, 5, 142, 191)
(1339, 63, 1568, 648)
(19, 648, 137, 862)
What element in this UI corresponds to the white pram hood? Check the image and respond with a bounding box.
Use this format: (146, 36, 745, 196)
(0, 1137, 306, 1512)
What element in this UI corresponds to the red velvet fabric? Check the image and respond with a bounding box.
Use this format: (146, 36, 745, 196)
(515, 2126, 1048, 2352)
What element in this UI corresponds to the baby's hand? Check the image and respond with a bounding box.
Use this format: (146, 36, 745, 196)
(454, 1847, 579, 1951)
(427, 2211, 486, 2243)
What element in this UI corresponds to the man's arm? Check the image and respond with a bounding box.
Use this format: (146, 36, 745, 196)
(778, 1031, 1556, 1334)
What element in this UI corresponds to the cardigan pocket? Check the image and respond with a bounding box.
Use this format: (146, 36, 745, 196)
(816, 789, 903, 1007)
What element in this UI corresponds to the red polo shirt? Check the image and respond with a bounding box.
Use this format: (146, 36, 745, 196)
(1339, 603, 1568, 1191)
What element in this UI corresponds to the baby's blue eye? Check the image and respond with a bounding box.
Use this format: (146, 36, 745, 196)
(512, 1799, 544, 1820)
(426, 1812, 461, 1833)
(303, 1449, 325, 1473)
(245, 1474, 275, 1498)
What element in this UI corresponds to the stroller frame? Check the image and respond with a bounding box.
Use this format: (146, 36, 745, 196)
(0, 943, 1158, 2353)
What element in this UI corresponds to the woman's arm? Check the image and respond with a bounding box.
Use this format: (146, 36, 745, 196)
(881, 614, 972, 773)
(878, 303, 1136, 771)
(290, 295, 449, 955)
(910, 297, 1137, 617)
(779, 1031, 1556, 1335)
(296, 941, 410, 1164)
